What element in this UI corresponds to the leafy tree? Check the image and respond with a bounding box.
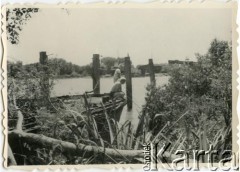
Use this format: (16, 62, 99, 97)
(6, 8, 39, 44)
(101, 57, 116, 72)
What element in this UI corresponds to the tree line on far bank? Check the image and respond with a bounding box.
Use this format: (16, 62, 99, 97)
(7, 57, 125, 79)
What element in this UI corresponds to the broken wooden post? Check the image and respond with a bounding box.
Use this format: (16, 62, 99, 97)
(124, 56, 132, 110)
(39, 51, 50, 104)
(148, 59, 156, 86)
(92, 54, 100, 94)
(40, 51, 48, 65)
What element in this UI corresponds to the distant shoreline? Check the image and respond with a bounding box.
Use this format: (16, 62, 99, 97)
(53, 73, 169, 80)
(9, 73, 169, 80)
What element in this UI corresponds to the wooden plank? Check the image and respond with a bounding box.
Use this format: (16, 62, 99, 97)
(92, 54, 100, 94)
(124, 56, 132, 110)
(148, 59, 156, 86)
(83, 99, 126, 115)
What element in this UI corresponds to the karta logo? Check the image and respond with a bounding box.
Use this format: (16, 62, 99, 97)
(143, 142, 239, 171)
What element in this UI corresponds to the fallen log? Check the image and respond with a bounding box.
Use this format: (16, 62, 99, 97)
(9, 130, 181, 163)
(8, 130, 143, 160)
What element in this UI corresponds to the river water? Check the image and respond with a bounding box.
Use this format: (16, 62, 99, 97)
(51, 76, 169, 129)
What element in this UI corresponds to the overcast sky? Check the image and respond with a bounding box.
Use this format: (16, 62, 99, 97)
(7, 8, 232, 66)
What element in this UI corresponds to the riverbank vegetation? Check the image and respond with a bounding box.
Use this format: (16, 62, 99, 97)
(7, 39, 232, 165)
(141, 39, 232, 157)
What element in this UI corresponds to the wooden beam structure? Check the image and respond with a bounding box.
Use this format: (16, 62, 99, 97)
(148, 59, 156, 86)
(39, 51, 50, 104)
(92, 54, 100, 94)
(124, 56, 132, 110)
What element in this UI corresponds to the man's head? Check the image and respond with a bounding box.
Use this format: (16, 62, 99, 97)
(119, 77, 126, 84)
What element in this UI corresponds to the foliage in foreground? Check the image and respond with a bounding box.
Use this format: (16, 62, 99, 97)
(8, 39, 232, 164)
(142, 39, 232, 156)
(6, 8, 39, 44)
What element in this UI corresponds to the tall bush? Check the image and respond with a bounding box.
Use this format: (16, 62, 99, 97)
(144, 39, 232, 151)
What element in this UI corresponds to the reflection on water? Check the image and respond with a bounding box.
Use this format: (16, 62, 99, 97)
(52, 76, 169, 129)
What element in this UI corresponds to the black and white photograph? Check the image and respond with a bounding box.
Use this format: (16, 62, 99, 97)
(3, 3, 237, 169)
